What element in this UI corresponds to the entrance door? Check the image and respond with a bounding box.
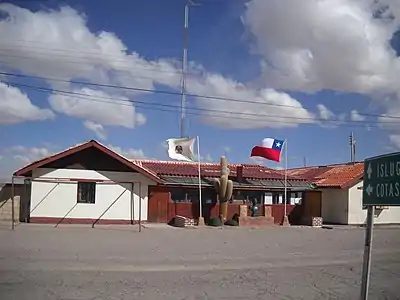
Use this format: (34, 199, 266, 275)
(148, 186, 169, 222)
(304, 191, 322, 217)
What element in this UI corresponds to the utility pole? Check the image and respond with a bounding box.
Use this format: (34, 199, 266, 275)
(303, 156, 307, 167)
(180, 1, 200, 138)
(349, 132, 356, 163)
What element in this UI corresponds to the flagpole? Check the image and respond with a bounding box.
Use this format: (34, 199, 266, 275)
(283, 139, 288, 221)
(197, 135, 203, 222)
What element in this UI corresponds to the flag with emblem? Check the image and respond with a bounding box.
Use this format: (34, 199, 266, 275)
(250, 138, 285, 163)
(166, 137, 195, 162)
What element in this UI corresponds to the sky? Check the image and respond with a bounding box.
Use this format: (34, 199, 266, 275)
(1, 0, 400, 180)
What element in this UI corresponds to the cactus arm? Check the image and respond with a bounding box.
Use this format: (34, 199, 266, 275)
(214, 178, 220, 191)
(225, 180, 233, 201)
(214, 156, 235, 221)
(219, 174, 228, 199)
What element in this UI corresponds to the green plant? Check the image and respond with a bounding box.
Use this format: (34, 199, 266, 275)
(232, 213, 239, 223)
(208, 217, 223, 227)
(224, 219, 238, 226)
(214, 156, 233, 222)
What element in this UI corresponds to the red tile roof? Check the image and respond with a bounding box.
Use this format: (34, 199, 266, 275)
(286, 162, 364, 188)
(132, 159, 304, 181)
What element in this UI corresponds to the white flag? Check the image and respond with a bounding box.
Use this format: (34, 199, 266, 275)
(166, 137, 195, 162)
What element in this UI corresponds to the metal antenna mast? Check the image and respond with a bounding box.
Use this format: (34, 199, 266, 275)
(180, 0, 199, 138)
(349, 132, 356, 163)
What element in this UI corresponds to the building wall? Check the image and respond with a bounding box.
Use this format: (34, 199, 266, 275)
(348, 181, 400, 225)
(321, 188, 349, 224)
(147, 186, 299, 224)
(29, 168, 155, 223)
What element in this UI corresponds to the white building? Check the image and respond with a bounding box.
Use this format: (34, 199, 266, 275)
(289, 163, 400, 225)
(13, 140, 161, 225)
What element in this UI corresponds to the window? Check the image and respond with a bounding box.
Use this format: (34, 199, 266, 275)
(170, 187, 215, 203)
(77, 182, 96, 204)
(233, 190, 263, 204)
(170, 188, 188, 202)
(270, 192, 279, 204)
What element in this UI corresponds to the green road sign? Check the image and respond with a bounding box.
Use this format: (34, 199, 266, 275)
(363, 152, 400, 206)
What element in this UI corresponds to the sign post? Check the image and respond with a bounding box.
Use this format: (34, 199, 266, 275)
(360, 152, 400, 300)
(359, 205, 374, 300)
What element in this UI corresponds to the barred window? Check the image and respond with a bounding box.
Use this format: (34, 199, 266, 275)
(77, 182, 96, 204)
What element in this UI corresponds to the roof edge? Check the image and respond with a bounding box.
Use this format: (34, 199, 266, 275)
(13, 140, 161, 183)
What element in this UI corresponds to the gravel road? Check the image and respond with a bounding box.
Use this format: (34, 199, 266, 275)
(1, 224, 399, 299)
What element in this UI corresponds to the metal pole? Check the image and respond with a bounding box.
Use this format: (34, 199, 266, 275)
(283, 139, 288, 218)
(130, 183, 134, 225)
(360, 205, 375, 300)
(197, 136, 202, 221)
(349, 132, 356, 163)
(138, 182, 142, 232)
(11, 176, 15, 230)
(180, 3, 189, 138)
(180, 1, 199, 138)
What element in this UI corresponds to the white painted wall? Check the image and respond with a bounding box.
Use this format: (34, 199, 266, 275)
(348, 181, 400, 225)
(30, 168, 155, 222)
(321, 188, 349, 224)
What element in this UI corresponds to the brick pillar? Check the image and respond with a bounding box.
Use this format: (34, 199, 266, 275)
(239, 204, 247, 218)
(264, 205, 272, 217)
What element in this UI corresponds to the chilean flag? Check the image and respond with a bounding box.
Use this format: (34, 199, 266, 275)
(250, 138, 285, 163)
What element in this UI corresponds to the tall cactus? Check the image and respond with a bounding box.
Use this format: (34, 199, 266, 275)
(214, 156, 233, 221)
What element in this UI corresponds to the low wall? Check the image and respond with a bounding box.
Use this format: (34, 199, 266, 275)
(168, 203, 298, 224)
(0, 196, 20, 223)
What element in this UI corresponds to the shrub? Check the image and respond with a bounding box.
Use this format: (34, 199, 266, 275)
(224, 219, 239, 226)
(208, 217, 223, 227)
(232, 213, 240, 223)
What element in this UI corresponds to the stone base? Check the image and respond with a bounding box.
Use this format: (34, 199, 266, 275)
(173, 215, 195, 227)
(238, 216, 275, 227)
(197, 217, 205, 226)
(302, 216, 323, 227)
(280, 215, 290, 226)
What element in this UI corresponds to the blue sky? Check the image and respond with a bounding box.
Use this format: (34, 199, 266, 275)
(1, 0, 400, 178)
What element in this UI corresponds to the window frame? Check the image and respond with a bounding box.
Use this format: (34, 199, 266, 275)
(77, 181, 96, 204)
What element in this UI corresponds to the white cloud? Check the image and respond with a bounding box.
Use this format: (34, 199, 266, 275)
(195, 153, 214, 162)
(249, 156, 267, 165)
(317, 104, 335, 120)
(270, 165, 284, 170)
(0, 142, 148, 179)
(316, 104, 343, 129)
(204, 154, 213, 162)
(350, 109, 366, 121)
(0, 4, 177, 127)
(243, 0, 400, 95)
(389, 134, 400, 149)
(160, 141, 168, 150)
(49, 88, 146, 128)
(0, 82, 55, 124)
(189, 74, 316, 128)
(223, 146, 231, 154)
(83, 120, 107, 140)
(0, 3, 319, 130)
(243, 0, 400, 134)
(6, 145, 53, 164)
(107, 144, 147, 159)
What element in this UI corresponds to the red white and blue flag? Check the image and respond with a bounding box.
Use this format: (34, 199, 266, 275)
(250, 138, 285, 163)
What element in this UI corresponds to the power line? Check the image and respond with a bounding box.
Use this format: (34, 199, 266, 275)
(2, 80, 392, 128)
(1, 70, 396, 122)
(0, 50, 187, 77)
(0, 40, 187, 63)
(0, 47, 396, 121)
